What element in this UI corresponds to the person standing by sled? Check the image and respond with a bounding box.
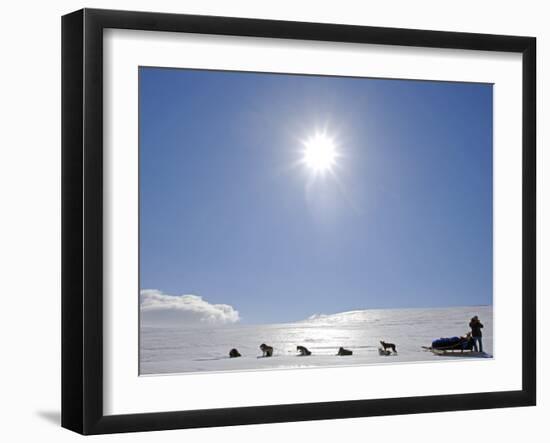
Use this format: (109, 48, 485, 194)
(469, 315, 484, 352)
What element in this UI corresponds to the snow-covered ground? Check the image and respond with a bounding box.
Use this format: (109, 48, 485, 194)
(140, 305, 492, 375)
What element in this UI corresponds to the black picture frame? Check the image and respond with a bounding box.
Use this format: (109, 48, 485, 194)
(62, 8, 536, 435)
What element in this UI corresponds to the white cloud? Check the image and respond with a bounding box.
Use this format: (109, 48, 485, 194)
(140, 289, 240, 327)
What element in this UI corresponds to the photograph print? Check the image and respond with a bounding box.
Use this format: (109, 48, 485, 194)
(139, 67, 493, 375)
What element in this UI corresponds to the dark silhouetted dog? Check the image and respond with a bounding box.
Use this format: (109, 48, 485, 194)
(260, 343, 273, 357)
(380, 341, 397, 353)
(337, 347, 353, 356)
(297, 345, 312, 356)
(229, 348, 241, 358)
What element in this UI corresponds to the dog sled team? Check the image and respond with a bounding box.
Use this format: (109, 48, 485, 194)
(228, 341, 396, 359)
(228, 315, 485, 359)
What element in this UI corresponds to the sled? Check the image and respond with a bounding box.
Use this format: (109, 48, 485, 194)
(423, 336, 479, 356)
(422, 346, 486, 357)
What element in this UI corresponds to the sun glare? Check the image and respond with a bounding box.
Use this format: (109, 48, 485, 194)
(302, 133, 338, 173)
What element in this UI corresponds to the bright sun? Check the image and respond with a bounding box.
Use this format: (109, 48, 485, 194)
(302, 133, 337, 173)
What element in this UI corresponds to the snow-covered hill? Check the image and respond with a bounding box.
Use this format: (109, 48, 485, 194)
(140, 305, 492, 375)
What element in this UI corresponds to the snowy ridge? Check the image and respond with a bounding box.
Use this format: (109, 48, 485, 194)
(140, 305, 493, 375)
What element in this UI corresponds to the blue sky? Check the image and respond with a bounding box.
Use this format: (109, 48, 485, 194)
(139, 67, 493, 324)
